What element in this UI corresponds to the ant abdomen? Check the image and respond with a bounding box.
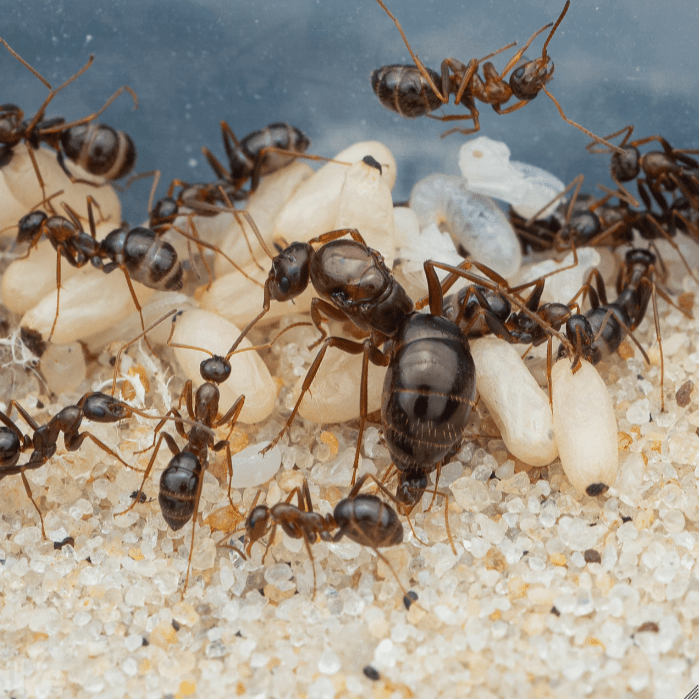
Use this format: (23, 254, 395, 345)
(333, 494, 403, 548)
(381, 313, 476, 474)
(60, 123, 136, 180)
(158, 451, 202, 531)
(101, 227, 184, 291)
(231, 123, 310, 180)
(371, 64, 443, 118)
(0, 427, 21, 469)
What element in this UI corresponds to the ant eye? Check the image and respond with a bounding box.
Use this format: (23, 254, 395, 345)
(279, 277, 290, 295)
(514, 67, 525, 80)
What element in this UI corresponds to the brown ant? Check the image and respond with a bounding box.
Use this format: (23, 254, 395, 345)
(0, 391, 168, 537)
(241, 474, 415, 607)
(15, 195, 183, 343)
(587, 126, 699, 211)
(0, 39, 138, 198)
(560, 247, 691, 412)
(370, 0, 625, 153)
(201, 121, 344, 200)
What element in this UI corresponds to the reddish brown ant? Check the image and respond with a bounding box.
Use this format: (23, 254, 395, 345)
(371, 1, 624, 153)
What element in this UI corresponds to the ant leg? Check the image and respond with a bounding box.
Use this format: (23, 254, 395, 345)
(541, 86, 627, 155)
(261, 336, 388, 456)
(308, 298, 351, 349)
(64, 430, 139, 471)
(224, 284, 273, 356)
(39, 85, 139, 134)
(308, 228, 368, 247)
(585, 125, 634, 155)
(350, 339, 378, 486)
(19, 470, 47, 538)
(373, 0, 448, 103)
(115, 263, 154, 354)
(202, 146, 232, 181)
(433, 111, 482, 139)
(117, 432, 179, 516)
(48, 248, 65, 343)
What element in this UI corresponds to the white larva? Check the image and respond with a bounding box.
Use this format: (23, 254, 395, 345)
(409, 173, 521, 278)
(470, 337, 558, 467)
(551, 358, 619, 496)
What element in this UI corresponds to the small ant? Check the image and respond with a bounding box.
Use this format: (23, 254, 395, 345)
(587, 126, 699, 212)
(0, 39, 138, 197)
(241, 475, 415, 607)
(120, 313, 247, 596)
(370, 0, 625, 153)
(0, 391, 166, 537)
(560, 247, 691, 412)
(15, 194, 183, 342)
(202, 121, 344, 200)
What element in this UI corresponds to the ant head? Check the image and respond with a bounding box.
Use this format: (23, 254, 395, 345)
(79, 392, 132, 422)
(395, 471, 427, 511)
(269, 242, 313, 301)
(509, 56, 554, 101)
(625, 248, 655, 269)
(200, 355, 231, 384)
(610, 146, 640, 183)
(17, 210, 48, 244)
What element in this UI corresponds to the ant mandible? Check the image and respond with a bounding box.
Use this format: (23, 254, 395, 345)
(371, 0, 625, 153)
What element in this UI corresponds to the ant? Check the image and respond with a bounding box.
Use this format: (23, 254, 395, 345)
(119, 313, 247, 596)
(0, 39, 138, 198)
(370, 0, 625, 153)
(202, 121, 345, 200)
(16, 194, 183, 343)
(587, 126, 699, 212)
(0, 391, 167, 537)
(559, 247, 691, 412)
(240, 474, 415, 607)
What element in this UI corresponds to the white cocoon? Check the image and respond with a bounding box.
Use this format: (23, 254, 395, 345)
(471, 337, 558, 466)
(551, 358, 619, 496)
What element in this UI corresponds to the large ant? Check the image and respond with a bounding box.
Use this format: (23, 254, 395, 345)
(0, 391, 167, 537)
(226, 214, 572, 511)
(16, 194, 183, 342)
(370, 0, 624, 153)
(240, 474, 414, 607)
(0, 40, 138, 196)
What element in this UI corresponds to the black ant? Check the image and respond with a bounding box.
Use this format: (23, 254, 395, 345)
(0, 39, 138, 197)
(119, 313, 247, 596)
(15, 194, 183, 342)
(370, 0, 625, 153)
(240, 474, 415, 607)
(0, 391, 166, 537)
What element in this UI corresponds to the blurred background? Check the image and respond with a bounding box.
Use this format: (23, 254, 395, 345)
(3, 0, 698, 224)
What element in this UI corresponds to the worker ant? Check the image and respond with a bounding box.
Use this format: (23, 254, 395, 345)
(370, 0, 624, 153)
(587, 126, 699, 212)
(0, 391, 168, 537)
(202, 121, 346, 200)
(239, 474, 416, 607)
(15, 194, 183, 343)
(0, 39, 138, 197)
